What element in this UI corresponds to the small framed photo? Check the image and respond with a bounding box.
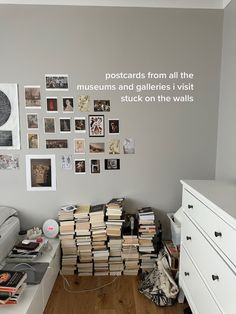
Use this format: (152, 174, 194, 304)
(25, 86, 41, 108)
(27, 133, 39, 149)
(60, 118, 71, 133)
(78, 95, 90, 112)
(75, 159, 86, 174)
(63, 97, 74, 112)
(88, 115, 104, 137)
(44, 117, 55, 133)
(74, 138, 85, 154)
(45, 74, 69, 90)
(47, 97, 58, 112)
(27, 113, 38, 129)
(89, 142, 105, 153)
(90, 159, 100, 174)
(94, 100, 110, 112)
(104, 158, 120, 170)
(75, 117, 86, 132)
(46, 139, 68, 149)
(109, 119, 119, 134)
(26, 154, 56, 191)
(61, 155, 72, 170)
(123, 138, 135, 154)
(0, 154, 19, 170)
(108, 139, 120, 154)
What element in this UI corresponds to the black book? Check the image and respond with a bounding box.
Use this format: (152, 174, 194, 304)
(90, 204, 106, 214)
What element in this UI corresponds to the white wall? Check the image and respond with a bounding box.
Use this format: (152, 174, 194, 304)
(0, 5, 223, 238)
(216, 0, 236, 181)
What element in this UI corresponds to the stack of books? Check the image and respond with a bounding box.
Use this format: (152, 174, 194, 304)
(0, 270, 27, 305)
(138, 207, 157, 272)
(74, 205, 93, 276)
(108, 238, 123, 275)
(105, 198, 125, 238)
(58, 206, 77, 275)
(122, 235, 140, 275)
(93, 250, 109, 276)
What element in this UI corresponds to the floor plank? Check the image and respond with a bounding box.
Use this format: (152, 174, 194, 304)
(44, 275, 186, 314)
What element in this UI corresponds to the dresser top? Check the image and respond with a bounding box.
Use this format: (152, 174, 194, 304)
(181, 180, 236, 222)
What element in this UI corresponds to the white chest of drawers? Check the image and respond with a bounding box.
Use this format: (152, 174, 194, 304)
(179, 180, 236, 314)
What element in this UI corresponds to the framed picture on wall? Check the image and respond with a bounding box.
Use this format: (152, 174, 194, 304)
(45, 74, 69, 90)
(26, 154, 56, 191)
(88, 115, 104, 137)
(25, 86, 41, 108)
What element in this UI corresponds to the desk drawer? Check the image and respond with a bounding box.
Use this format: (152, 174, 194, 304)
(182, 213, 236, 314)
(180, 247, 222, 314)
(183, 189, 236, 267)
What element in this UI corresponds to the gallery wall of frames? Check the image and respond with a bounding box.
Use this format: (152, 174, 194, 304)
(0, 76, 135, 191)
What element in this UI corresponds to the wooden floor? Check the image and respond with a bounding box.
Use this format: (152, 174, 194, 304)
(44, 275, 187, 314)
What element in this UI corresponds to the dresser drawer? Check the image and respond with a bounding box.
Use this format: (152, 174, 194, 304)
(182, 213, 236, 314)
(180, 247, 222, 314)
(183, 188, 236, 267)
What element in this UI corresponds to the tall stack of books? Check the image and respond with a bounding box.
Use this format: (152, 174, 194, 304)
(138, 207, 157, 272)
(89, 204, 109, 275)
(122, 235, 140, 275)
(106, 198, 125, 275)
(58, 206, 77, 275)
(74, 205, 93, 276)
(0, 270, 27, 305)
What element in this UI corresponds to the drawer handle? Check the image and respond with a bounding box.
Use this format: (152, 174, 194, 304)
(212, 275, 219, 281)
(186, 236, 192, 240)
(214, 232, 222, 237)
(184, 272, 190, 276)
(188, 205, 193, 209)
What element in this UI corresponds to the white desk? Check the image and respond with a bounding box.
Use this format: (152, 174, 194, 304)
(0, 239, 60, 314)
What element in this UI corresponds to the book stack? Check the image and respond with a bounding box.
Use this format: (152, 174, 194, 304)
(138, 207, 157, 272)
(122, 235, 140, 275)
(58, 206, 77, 275)
(0, 271, 27, 305)
(105, 198, 125, 238)
(74, 205, 93, 276)
(93, 250, 109, 276)
(108, 238, 123, 275)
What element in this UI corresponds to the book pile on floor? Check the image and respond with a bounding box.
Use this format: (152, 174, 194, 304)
(58, 206, 77, 275)
(122, 235, 140, 275)
(74, 205, 93, 276)
(138, 207, 158, 272)
(89, 204, 109, 275)
(0, 270, 27, 305)
(106, 198, 125, 275)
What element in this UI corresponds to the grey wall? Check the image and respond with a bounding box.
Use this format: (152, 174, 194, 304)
(0, 5, 223, 238)
(216, 0, 236, 181)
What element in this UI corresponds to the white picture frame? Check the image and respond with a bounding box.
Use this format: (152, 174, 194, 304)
(26, 154, 56, 191)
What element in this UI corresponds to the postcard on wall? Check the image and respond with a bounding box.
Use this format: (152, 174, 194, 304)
(94, 100, 110, 112)
(26, 154, 56, 191)
(46, 97, 58, 112)
(25, 85, 41, 108)
(61, 155, 72, 170)
(46, 139, 68, 149)
(0, 84, 20, 149)
(75, 117, 86, 133)
(27, 113, 38, 129)
(75, 159, 86, 174)
(89, 142, 105, 153)
(123, 138, 135, 154)
(60, 118, 71, 133)
(108, 139, 120, 154)
(88, 115, 104, 137)
(44, 117, 55, 133)
(45, 74, 69, 90)
(63, 97, 74, 112)
(0, 154, 19, 170)
(27, 133, 39, 149)
(78, 95, 90, 112)
(109, 119, 119, 134)
(104, 158, 120, 170)
(90, 159, 100, 174)
(74, 138, 85, 154)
